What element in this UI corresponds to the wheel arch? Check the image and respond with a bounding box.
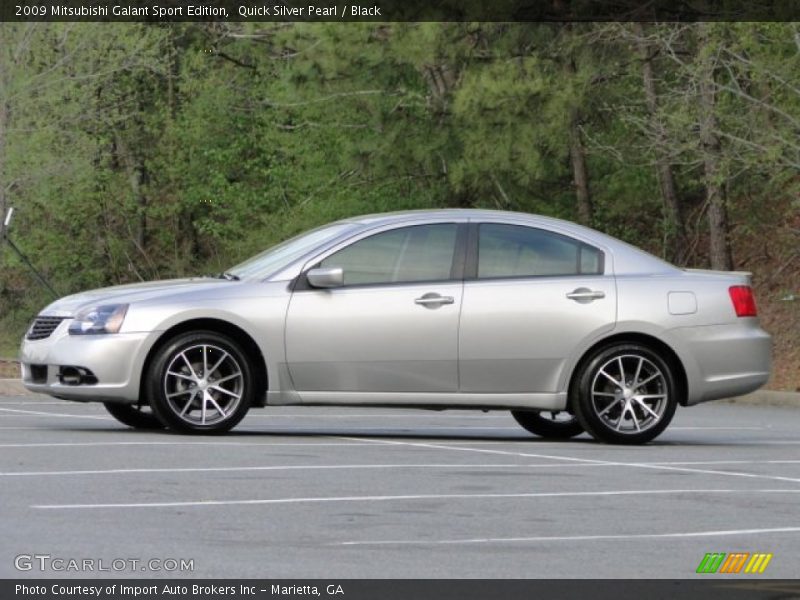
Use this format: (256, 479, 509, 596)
(567, 332, 689, 408)
(139, 318, 268, 408)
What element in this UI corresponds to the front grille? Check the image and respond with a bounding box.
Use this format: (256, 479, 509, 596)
(26, 316, 66, 340)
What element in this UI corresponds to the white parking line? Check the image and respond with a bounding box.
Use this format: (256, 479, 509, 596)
(0, 404, 512, 418)
(0, 415, 522, 431)
(337, 526, 800, 547)
(0, 401, 102, 406)
(0, 415, 107, 418)
(651, 459, 800, 466)
(669, 426, 765, 430)
(0, 408, 520, 431)
(256, 426, 522, 432)
(242, 413, 514, 420)
(31, 488, 800, 510)
(749, 441, 800, 445)
(0, 441, 379, 448)
(0, 407, 112, 420)
(6, 459, 800, 478)
(334, 437, 800, 485)
(0, 427, 63, 430)
(0, 403, 769, 428)
(1, 463, 556, 477)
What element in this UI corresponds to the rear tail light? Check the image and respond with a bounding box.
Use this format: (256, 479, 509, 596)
(729, 285, 757, 317)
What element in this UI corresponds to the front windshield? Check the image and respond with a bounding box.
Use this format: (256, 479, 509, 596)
(227, 223, 354, 280)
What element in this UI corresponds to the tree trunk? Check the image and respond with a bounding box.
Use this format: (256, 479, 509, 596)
(422, 63, 457, 116)
(114, 134, 148, 250)
(561, 55, 591, 228)
(562, 50, 593, 227)
(634, 22, 687, 264)
(697, 25, 733, 271)
(0, 100, 7, 240)
(568, 110, 593, 227)
(0, 35, 8, 240)
(131, 163, 147, 250)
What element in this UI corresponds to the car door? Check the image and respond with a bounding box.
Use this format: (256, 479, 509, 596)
(285, 222, 465, 395)
(458, 222, 617, 393)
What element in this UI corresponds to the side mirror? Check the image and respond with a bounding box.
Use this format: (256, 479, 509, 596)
(306, 267, 344, 289)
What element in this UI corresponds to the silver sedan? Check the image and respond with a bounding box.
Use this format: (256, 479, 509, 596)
(19, 209, 771, 443)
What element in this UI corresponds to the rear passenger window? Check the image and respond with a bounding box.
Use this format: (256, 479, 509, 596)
(478, 224, 603, 278)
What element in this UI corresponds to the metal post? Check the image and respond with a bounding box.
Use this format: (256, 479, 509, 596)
(1, 207, 59, 300)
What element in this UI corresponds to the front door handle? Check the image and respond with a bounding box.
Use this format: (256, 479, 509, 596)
(566, 288, 606, 303)
(415, 293, 455, 308)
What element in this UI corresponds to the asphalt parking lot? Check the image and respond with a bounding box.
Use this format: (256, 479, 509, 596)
(2, 395, 800, 579)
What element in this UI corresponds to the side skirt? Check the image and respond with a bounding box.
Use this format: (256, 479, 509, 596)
(265, 390, 567, 411)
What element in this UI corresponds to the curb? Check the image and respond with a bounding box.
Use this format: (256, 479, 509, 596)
(0, 378, 798, 406)
(717, 390, 800, 409)
(0, 379, 38, 397)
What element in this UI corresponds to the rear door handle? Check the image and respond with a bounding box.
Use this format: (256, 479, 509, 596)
(566, 288, 605, 302)
(415, 293, 455, 307)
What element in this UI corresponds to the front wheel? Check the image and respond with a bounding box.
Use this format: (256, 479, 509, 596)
(571, 343, 678, 445)
(147, 331, 255, 434)
(511, 410, 584, 439)
(104, 402, 164, 429)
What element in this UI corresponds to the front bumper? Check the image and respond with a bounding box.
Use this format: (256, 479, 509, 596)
(20, 321, 154, 403)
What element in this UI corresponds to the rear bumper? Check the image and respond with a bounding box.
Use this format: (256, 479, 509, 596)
(668, 321, 772, 405)
(19, 325, 153, 403)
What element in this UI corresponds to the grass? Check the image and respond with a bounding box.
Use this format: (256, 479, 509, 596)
(0, 317, 26, 361)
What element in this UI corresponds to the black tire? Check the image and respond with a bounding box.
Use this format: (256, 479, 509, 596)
(571, 343, 678, 445)
(511, 410, 584, 439)
(104, 402, 164, 430)
(146, 330, 255, 434)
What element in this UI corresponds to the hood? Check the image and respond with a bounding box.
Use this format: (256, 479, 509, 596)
(39, 278, 233, 316)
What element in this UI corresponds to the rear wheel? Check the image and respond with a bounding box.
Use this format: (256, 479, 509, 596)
(572, 343, 678, 444)
(104, 402, 164, 430)
(147, 331, 255, 434)
(511, 410, 584, 439)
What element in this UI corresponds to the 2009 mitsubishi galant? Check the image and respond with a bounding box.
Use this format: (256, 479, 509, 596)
(19, 209, 771, 444)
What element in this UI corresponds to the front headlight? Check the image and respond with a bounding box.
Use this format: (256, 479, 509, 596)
(68, 304, 129, 335)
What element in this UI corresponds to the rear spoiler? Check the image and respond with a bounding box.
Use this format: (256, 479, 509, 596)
(683, 268, 753, 283)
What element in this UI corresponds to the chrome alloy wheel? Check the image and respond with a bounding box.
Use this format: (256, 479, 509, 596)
(163, 344, 244, 426)
(590, 354, 668, 434)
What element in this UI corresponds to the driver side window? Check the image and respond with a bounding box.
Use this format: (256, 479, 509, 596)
(320, 224, 458, 286)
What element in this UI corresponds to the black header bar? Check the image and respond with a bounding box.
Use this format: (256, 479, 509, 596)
(2, 0, 800, 22)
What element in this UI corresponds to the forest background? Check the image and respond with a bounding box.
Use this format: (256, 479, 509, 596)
(0, 22, 797, 389)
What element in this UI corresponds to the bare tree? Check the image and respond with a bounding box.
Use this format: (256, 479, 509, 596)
(633, 22, 687, 264)
(564, 55, 593, 226)
(0, 95, 7, 239)
(0, 25, 18, 239)
(697, 24, 733, 271)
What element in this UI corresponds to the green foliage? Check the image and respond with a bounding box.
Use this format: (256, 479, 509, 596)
(0, 22, 798, 352)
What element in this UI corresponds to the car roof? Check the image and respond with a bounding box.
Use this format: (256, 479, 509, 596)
(345, 208, 588, 232)
(348, 208, 544, 224)
(342, 208, 610, 246)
